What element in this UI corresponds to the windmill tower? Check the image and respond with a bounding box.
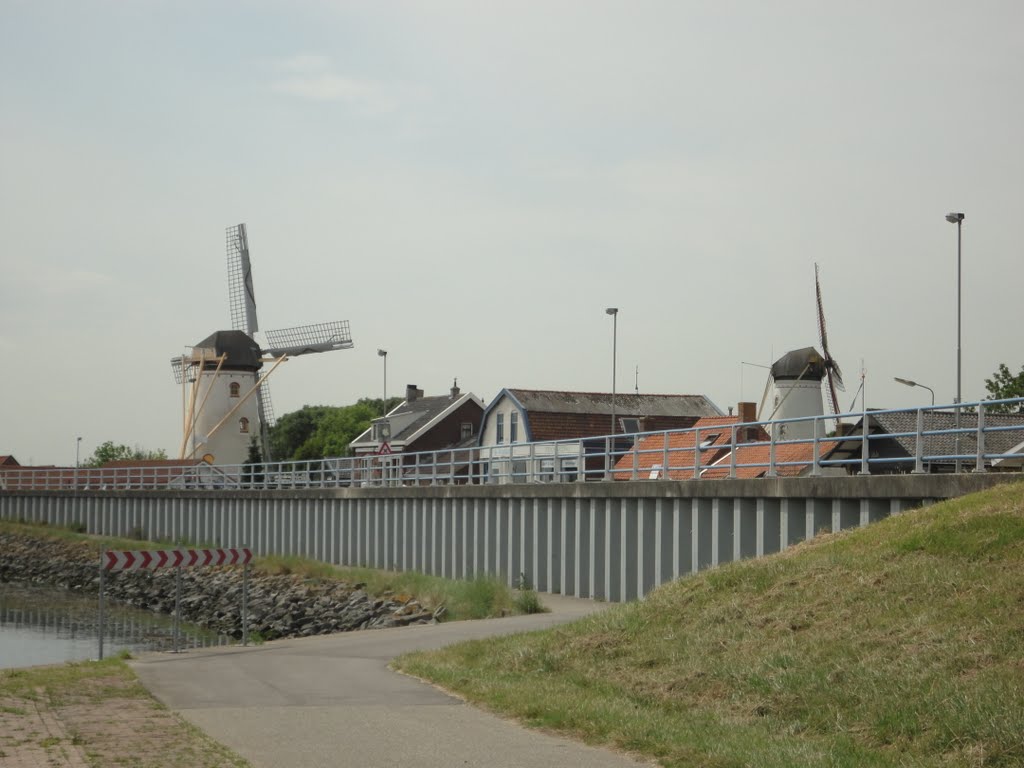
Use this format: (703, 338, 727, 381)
(171, 224, 354, 465)
(758, 264, 844, 439)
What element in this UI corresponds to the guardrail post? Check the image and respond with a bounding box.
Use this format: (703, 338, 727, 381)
(662, 432, 669, 480)
(913, 409, 926, 474)
(858, 416, 870, 475)
(729, 426, 737, 479)
(767, 424, 779, 478)
(577, 440, 585, 483)
(631, 437, 639, 480)
(808, 419, 821, 477)
(604, 436, 612, 481)
(530, 442, 537, 483)
(693, 427, 701, 480)
(975, 405, 988, 473)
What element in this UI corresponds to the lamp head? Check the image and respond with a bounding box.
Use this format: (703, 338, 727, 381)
(377, 349, 387, 357)
(945, 212, 964, 224)
(605, 307, 618, 316)
(894, 377, 917, 387)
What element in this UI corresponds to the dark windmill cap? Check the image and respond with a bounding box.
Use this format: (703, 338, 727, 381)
(193, 330, 263, 371)
(771, 347, 826, 381)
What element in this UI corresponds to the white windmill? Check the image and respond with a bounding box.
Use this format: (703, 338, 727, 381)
(171, 224, 354, 465)
(758, 264, 845, 439)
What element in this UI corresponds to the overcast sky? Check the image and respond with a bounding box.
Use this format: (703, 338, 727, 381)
(2, 1, 1021, 465)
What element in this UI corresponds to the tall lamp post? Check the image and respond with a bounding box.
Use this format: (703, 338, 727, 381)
(894, 377, 935, 406)
(606, 308, 619, 435)
(946, 212, 964, 471)
(76, 436, 82, 467)
(377, 349, 388, 411)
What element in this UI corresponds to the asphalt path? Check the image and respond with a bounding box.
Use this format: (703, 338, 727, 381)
(130, 595, 654, 767)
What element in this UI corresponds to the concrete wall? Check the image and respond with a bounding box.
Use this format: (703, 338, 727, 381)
(2, 474, 1016, 602)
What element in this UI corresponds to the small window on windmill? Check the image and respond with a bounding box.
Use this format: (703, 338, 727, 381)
(239, 417, 250, 434)
(229, 382, 241, 398)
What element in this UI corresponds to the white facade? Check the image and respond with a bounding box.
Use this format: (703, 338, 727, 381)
(770, 378, 824, 440)
(479, 393, 580, 484)
(191, 370, 262, 465)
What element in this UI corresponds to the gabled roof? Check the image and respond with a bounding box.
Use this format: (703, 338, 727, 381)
(351, 392, 482, 448)
(503, 389, 722, 417)
(0, 456, 19, 467)
(483, 388, 722, 443)
(613, 416, 765, 480)
(824, 410, 1024, 467)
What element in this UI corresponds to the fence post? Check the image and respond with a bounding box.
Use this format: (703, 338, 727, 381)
(729, 426, 738, 479)
(858, 416, 870, 475)
(767, 423, 779, 478)
(693, 427, 701, 480)
(98, 564, 105, 661)
(577, 440, 585, 483)
(242, 559, 249, 647)
(173, 566, 181, 653)
(661, 432, 669, 480)
(913, 409, 926, 474)
(975, 405, 988, 473)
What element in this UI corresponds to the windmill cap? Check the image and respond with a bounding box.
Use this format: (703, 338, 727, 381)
(193, 330, 263, 371)
(771, 347, 826, 381)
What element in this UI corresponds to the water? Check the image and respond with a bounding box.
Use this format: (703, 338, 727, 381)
(0, 582, 233, 669)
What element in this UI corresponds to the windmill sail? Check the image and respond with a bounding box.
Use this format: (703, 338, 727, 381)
(814, 263, 844, 415)
(227, 224, 259, 335)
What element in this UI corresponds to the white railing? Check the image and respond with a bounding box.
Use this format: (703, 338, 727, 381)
(2, 399, 1022, 492)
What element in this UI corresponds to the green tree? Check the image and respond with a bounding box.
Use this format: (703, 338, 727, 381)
(268, 397, 402, 461)
(84, 441, 167, 467)
(242, 436, 265, 486)
(982, 363, 1024, 413)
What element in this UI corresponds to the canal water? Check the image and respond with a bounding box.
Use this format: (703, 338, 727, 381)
(0, 581, 233, 669)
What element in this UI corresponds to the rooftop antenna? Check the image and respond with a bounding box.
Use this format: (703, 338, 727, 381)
(634, 365, 639, 395)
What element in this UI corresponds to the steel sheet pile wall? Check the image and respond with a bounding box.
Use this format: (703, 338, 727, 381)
(1, 475, 1014, 602)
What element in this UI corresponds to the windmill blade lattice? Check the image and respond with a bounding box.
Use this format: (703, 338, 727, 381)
(263, 321, 354, 358)
(814, 263, 845, 415)
(226, 224, 259, 335)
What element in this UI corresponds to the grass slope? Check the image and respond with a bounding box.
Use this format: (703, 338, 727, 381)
(396, 482, 1024, 767)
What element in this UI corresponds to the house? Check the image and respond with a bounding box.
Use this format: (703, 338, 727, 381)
(478, 388, 722, 483)
(612, 402, 843, 480)
(349, 382, 485, 484)
(821, 410, 1024, 474)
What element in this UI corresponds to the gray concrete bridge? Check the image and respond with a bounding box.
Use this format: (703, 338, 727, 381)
(2, 474, 1018, 602)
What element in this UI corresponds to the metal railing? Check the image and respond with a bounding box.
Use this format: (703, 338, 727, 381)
(2, 398, 1022, 492)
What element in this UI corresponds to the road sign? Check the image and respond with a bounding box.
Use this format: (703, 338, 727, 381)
(102, 547, 252, 571)
(377, 442, 392, 455)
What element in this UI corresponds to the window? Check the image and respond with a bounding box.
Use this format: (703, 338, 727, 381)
(239, 417, 250, 434)
(698, 433, 721, 450)
(461, 422, 474, 440)
(538, 458, 555, 482)
(510, 411, 519, 443)
(620, 417, 642, 434)
(229, 382, 240, 398)
(496, 413, 505, 444)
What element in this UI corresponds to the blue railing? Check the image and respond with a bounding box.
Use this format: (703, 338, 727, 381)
(2, 399, 1022, 491)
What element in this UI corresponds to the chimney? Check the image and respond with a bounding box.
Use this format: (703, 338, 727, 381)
(450, 378, 460, 399)
(405, 384, 424, 402)
(737, 401, 759, 442)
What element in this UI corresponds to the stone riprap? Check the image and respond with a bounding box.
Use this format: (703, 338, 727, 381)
(0, 531, 442, 640)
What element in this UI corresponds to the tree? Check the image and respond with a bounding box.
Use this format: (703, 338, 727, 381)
(268, 397, 403, 461)
(83, 441, 167, 467)
(242, 436, 264, 487)
(982, 363, 1024, 413)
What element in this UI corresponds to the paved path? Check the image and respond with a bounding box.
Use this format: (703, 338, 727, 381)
(130, 596, 653, 768)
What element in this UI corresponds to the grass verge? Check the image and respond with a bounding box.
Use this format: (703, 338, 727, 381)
(395, 481, 1024, 767)
(0, 654, 249, 767)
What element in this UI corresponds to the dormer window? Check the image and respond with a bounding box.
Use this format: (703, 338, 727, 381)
(698, 433, 721, 450)
(620, 417, 643, 434)
(239, 417, 250, 434)
(229, 382, 241, 398)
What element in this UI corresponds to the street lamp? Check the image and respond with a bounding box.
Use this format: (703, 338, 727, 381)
(894, 377, 935, 406)
(606, 308, 619, 435)
(76, 436, 82, 467)
(946, 211, 965, 470)
(377, 349, 387, 413)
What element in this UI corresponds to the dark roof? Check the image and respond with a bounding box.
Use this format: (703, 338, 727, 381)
(351, 393, 480, 446)
(504, 389, 722, 418)
(0, 456, 19, 467)
(193, 330, 263, 371)
(828, 410, 1024, 465)
(770, 347, 826, 381)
